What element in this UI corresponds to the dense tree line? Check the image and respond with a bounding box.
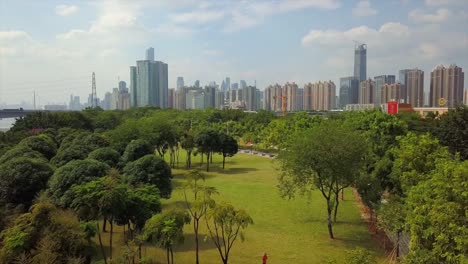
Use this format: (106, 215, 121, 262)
(0, 106, 466, 263)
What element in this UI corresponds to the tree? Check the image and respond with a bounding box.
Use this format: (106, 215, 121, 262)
(123, 155, 172, 198)
(0, 157, 54, 207)
(69, 174, 124, 263)
(404, 159, 468, 263)
(205, 203, 253, 264)
(346, 248, 377, 264)
(18, 134, 57, 160)
(88, 147, 121, 168)
(0, 145, 46, 164)
(377, 196, 406, 258)
(143, 209, 191, 264)
(47, 159, 109, 206)
(194, 129, 220, 172)
(0, 201, 93, 263)
(434, 105, 468, 160)
(391, 132, 450, 194)
(121, 139, 153, 163)
(181, 132, 195, 169)
(52, 132, 109, 167)
(183, 170, 217, 264)
(277, 121, 366, 238)
(218, 134, 238, 169)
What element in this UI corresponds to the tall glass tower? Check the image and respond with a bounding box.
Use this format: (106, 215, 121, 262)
(354, 44, 367, 82)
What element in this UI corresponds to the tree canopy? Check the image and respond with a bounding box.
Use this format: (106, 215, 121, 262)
(123, 155, 172, 198)
(0, 157, 54, 207)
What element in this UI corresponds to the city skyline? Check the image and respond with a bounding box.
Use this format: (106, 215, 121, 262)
(1, 0, 467, 105)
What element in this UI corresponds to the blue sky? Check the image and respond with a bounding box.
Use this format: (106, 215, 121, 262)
(1, 0, 467, 105)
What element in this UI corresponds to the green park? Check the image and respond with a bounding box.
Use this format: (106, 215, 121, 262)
(0, 107, 466, 264)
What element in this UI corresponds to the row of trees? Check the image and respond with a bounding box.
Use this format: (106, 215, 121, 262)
(0, 109, 249, 263)
(276, 107, 467, 263)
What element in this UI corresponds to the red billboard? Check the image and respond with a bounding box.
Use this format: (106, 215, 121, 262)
(387, 101, 398, 115)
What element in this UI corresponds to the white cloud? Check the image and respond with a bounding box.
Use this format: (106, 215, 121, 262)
(55, 5, 79, 16)
(202, 49, 223, 57)
(171, 10, 224, 24)
(409, 8, 450, 23)
(352, 1, 378, 17)
(424, 0, 465, 6)
(223, 0, 340, 32)
(301, 22, 410, 47)
(0, 30, 30, 41)
(155, 24, 194, 36)
(419, 43, 440, 58)
(223, 10, 260, 32)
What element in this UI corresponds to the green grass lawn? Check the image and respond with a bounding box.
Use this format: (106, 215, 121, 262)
(98, 152, 386, 264)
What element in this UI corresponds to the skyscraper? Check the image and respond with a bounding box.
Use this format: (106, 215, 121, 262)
(284, 82, 298, 112)
(194, 80, 200, 88)
(381, 83, 403, 104)
(225, 77, 231, 91)
(176, 77, 184, 89)
(354, 43, 367, 82)
(464, 89, 468, 106)
(310, 81, 336, 111)
(339, 76, 359, 108)
(359, 79, 374, 104)
(296, 88, 304, 111)
(264, 84, 282, 111)
(130, 48, 169, 108)
(374, 75, 396, 105)
(240, 80, 247, 90)
(430, 64, 464, 107)
(303, 83, 313, 111)
(244, 85, 257, 111)
(130, 66, 138, 107)
(399, 69, 424, 107)
(146, 47, 154, 61)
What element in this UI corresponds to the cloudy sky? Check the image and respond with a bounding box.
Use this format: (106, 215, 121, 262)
(0, 0, 467, 105)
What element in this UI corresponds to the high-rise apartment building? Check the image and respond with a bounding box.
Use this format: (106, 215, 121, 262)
(146, 47, 154, 61)
(240, 80, 247, 90)
(359, 79, 374, 104)
(399, 69, 424, 107)
(354, 44, 367, 82)
(225, 77, 231, 92)
(175, 87, 187, 110)
(339, 76, 359, 108)
(429, 64, 465, 107)
(130, 48, 169, 108)
(284, 82, 298, 112)
(374, 75, 395, 106)
(464, 89, 468, 106)
(381, 83, 403, 104)
(264, 84, 282, 111)
(231, 83, 239, 90)
(310, 81, 336, 111)
(168, 88, 175, 108)
(130, 66, 137, 107)
(176, 77, 184, 90)
(296, 88, 304, 111)
(244, 85, 257, 111)
(303, 83, 313, 111)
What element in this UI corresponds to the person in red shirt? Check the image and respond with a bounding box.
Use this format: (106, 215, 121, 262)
(262, 252, 268, 264)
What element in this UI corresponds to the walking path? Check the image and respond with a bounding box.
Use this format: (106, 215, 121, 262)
(239, 149, 276, 159)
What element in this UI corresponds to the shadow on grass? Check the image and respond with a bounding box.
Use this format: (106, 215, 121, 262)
(163, 200, 188, 210)
(173, 233, 217, 252)
(221, 167, 258, 175)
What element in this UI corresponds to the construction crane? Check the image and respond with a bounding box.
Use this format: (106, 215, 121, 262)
(273, 94, 288, 117)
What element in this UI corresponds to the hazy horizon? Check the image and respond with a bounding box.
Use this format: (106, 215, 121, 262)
(1, 0, 467, 105)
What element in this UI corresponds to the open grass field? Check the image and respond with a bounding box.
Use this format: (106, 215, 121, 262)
(98, 152, 386, 264)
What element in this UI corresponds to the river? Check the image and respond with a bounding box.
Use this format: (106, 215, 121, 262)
(0, 118, 15, 132)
